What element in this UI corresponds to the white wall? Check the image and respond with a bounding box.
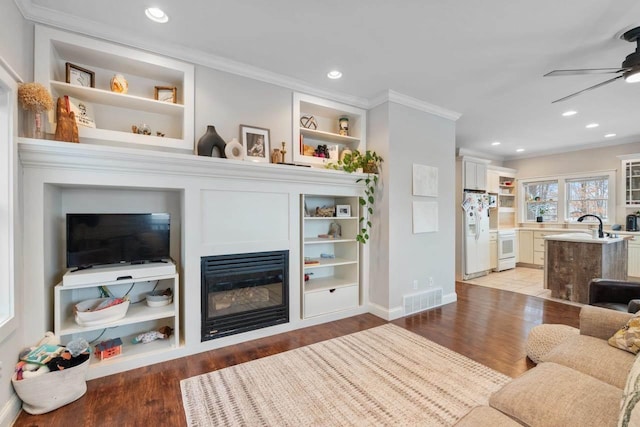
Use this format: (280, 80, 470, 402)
(0, 1, 32, 425)
(368, 100, 457, 318)
(194, 66, 293, 162)
(504, 141, 640, 225)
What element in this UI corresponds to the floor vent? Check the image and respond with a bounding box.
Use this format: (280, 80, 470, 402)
(403, 288, 443, 316)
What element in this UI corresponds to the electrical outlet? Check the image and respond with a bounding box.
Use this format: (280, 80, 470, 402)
(429, 277, 434, 286)
(413, 280, 418, 290)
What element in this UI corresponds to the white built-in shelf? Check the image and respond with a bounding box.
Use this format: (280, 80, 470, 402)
(293, 92, 366, 167)
(304, 237, 357, 244)
(499, 194, 515, 197)
(58, 301, 176, 335)
(304, 277, 359, 293)
(303, 257, 357, 268)
(499, 207, 516, 213)
(300, 128, 360, 145)
(304, 216, 358, 220)
(50, 81, 184, 116)
(34, 25, 195, 152)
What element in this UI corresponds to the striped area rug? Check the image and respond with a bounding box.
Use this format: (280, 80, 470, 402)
(180, 324, 510, 426)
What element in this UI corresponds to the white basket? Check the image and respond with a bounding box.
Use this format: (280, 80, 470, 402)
(74, 298, 130, 326)
(12, 359, 90, 414)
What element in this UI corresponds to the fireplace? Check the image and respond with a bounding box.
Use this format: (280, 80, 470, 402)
(201, 250, 289, 341)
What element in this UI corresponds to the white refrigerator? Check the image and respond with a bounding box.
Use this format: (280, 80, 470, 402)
(462, 192, 491, 279)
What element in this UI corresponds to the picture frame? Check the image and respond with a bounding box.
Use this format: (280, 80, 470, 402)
(336, 204, 351, 217)
(154, 86, 177, 103)
(65, 62, 95, 88)
(240, 124, 270, 163)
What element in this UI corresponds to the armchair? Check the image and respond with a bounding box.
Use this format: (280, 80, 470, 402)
(588, 278, 640, 313)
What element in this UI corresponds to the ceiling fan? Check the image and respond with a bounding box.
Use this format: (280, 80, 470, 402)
(544, 26, 640, 103)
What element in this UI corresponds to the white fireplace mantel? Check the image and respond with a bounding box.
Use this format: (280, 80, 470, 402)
(18, 138, 368, 188)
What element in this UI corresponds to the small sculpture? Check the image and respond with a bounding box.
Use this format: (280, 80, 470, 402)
(54, 97, 79, 143)
(110, 74, 128, 94)
(328, 222, 342, 238)
(300, 115, 317, 130)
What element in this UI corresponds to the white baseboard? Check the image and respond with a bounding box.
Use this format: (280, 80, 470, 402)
(367, 302, 404, 321)
(0, 393, 21, 427)
(442, 292, 458, 306)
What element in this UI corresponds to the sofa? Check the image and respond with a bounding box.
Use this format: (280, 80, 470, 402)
(455, 305, 638, 427)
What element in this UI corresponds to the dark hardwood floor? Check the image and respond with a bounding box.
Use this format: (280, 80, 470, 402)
(13, 282, 581, 426)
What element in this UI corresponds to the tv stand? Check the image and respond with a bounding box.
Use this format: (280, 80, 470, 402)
(63, 259, 176, 287)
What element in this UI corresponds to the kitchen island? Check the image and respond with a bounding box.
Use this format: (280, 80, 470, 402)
(544, 232, 628, 303)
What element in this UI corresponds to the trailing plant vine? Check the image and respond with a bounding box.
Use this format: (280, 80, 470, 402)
(328, 150, 383, 243)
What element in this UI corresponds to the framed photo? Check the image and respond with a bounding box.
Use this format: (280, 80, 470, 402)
(154, 86, 177, 103)
(336, 204, 351, 217)
(65, 62, 95, 88)
(240, 124, 270, 163)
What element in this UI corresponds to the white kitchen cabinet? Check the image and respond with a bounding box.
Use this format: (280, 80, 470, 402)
(464, 159, 487, 191)
(301, 195, 360, 318)
(489, 231, 498, 270)
(518, 230, 533, 264)
(54, 270, 180, 379)
(34, 25, 195, 152)
(293, 93, 366, 167)
(487, 169, 500, 194)
(623, 159, 640, 206)
(629, 236, 640, 278)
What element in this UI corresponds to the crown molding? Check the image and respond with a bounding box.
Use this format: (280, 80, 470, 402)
(369, 90, 462, 121)
(16, 1, 370, 109)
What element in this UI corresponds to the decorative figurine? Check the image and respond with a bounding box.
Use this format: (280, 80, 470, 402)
(110, 74, 128, 94)
(339, 117, 349, 136)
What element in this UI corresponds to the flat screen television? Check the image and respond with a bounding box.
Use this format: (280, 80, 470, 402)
(66, 213, 170, 269)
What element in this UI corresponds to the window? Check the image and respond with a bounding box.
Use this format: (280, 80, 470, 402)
(566, 176, 609, 222)
(519, 171, 615, 224)
(523, 180, 558, 222)
(0, 60, 17, 343)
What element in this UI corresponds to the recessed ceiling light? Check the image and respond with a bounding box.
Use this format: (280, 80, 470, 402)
(145, 7, 169, 23)
(562, 110, 577, 117)
(605, 133, 617, 138)
(585, 123, 599, 129)
(491, 141, 501, 146)
(516, 148, 525, 152)
(327, 70, 343, 79)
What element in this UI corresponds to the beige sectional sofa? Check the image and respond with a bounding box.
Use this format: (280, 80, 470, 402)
(456, 305, 637, 427)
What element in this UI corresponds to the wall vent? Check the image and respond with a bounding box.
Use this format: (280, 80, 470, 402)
(403, 288, 443, 316)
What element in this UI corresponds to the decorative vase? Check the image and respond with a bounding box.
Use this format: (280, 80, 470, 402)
(24, 110, 45, 139)
(197, 125, 227, 158)
(224, 137, 244, 160)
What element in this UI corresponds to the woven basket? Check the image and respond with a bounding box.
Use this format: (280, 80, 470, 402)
(12, 358, 90, 414)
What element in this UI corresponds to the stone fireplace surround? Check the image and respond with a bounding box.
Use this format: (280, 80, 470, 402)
(19, 138, 368, 379)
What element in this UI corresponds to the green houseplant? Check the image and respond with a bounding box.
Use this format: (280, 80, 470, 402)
(328, 150, 383, 243)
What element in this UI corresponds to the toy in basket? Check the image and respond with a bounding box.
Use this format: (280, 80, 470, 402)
(74, 297, 130, 326)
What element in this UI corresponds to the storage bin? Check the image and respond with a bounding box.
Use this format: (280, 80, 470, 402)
(11, 358, 90, 414)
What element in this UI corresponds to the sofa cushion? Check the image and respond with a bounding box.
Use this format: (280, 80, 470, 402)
(541, 334, 635, 389)
(490, 362, 621, 427)
(455, 406, 523, 427)
(619, 354, 640, 427)
(610, 311, 640, 354)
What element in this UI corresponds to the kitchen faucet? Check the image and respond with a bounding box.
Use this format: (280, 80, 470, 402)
(577, 214, 604, 238)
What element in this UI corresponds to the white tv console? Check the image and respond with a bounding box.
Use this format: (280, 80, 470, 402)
(62, 260, 176, 287)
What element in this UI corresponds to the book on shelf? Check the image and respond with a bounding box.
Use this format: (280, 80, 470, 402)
(20, 344, 65, 365)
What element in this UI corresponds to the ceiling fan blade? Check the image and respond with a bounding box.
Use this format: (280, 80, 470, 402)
(551, 75, 624, 103)
(544, 68, 626, 77)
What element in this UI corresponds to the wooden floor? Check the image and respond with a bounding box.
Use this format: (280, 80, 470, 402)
(13, 282, 581, 426)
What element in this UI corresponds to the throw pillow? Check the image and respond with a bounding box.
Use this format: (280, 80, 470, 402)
(619, 354, 640, 427)
(610, 312, 640, 354)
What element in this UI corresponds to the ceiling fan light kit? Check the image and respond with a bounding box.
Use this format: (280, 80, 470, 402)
(545, 26, 640, 102)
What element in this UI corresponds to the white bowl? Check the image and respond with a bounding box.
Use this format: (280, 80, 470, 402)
(74, 298, 129, 326)
(146, 291, 172, 307)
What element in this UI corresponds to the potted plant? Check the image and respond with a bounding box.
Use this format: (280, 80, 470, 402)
(328, 150, 383, 243)
(536, 206, 546, 223)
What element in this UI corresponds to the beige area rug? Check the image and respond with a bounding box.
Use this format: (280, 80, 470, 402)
(180, 324, 510, 426)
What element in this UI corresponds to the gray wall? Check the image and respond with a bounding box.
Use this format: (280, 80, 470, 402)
(368, 100, 456, 314)
(504, 141, 640, 225)
(0, 0, 31, 421)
